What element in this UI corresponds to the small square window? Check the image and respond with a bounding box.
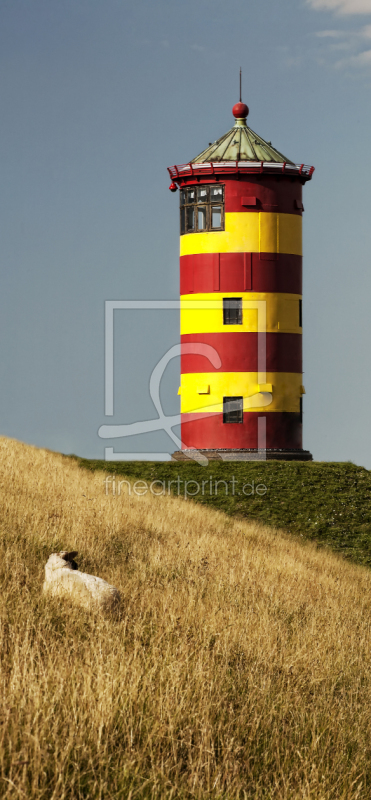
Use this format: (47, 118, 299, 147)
(223, 298, 242, 325)
(187, 188, 196, 204)
(223, 396, 243, 424)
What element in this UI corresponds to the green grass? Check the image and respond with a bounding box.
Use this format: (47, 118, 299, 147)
(73, 457, 371, 568)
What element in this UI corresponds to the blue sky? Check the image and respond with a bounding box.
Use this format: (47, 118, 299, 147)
(0, 0, 371, 465)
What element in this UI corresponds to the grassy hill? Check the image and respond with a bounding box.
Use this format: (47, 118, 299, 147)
(76, 458, 371, 568)
(2, 438, 371, 798)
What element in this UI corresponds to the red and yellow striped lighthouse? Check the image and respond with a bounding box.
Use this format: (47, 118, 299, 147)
(168, 99, 314, 461)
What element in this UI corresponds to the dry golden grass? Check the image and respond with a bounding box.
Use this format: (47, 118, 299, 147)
(1, 437, 371, 799)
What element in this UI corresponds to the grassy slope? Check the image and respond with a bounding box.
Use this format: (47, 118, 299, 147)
(76, 459, 371, 567)
(3, 437, 371, 798)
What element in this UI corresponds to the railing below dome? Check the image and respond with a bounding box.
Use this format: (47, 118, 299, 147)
(167, 161, 315, 181)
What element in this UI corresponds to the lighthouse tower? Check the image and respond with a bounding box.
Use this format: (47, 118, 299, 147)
(168, 99, 314, 461)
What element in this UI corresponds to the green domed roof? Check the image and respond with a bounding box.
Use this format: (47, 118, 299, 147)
(191, 116, 294, 165)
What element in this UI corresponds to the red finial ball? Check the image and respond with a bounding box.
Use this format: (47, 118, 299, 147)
(232, 102, 249, 119)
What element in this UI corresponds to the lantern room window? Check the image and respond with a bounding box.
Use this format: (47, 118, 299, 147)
(211, 206, 222, 228)
(186, 206, 195, 231)
(180, 183, 224, 234)
(223, 396, 244, 424)
(211, 185, 223, 202)
(198, 207, 207, 230)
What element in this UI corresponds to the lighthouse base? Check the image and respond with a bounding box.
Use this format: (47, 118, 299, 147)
(172, 449, 313, 462)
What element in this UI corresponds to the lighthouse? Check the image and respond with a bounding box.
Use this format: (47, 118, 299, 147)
(168, 98, 314, 462)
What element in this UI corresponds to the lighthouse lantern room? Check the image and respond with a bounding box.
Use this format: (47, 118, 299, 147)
(168, 97, 314, 462)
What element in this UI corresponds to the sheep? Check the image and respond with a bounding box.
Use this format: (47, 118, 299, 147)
(43, 551, 120, 611)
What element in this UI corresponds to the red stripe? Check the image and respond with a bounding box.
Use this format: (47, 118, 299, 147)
(224, 176, 303, 215)
(181, 332, 302, 374)
(180, 253, 302, 295)
(181, 412, 302, 450)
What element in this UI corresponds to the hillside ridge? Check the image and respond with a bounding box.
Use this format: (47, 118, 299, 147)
(76, 457, 371, 568)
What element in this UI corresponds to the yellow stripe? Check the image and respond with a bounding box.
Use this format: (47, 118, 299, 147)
(180, 372, 302, 414)
(180, 212, 302, 257)
(180, 292, 302, 335)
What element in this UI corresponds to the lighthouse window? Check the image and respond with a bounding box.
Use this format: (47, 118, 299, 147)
(223, 396, 244, 424)
(211, 206, 222, 229)
(210, 185, 223, 201)
(197, 186, 208, 201)
(180, 183, 224, 234)
(223, 298, 242, 325)
(180, 207, 186, 235)
(186, 206, 195, 231)
(198, 207, 207, 230)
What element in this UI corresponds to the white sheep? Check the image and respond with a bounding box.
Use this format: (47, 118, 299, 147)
(43, 551, 120, 611)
